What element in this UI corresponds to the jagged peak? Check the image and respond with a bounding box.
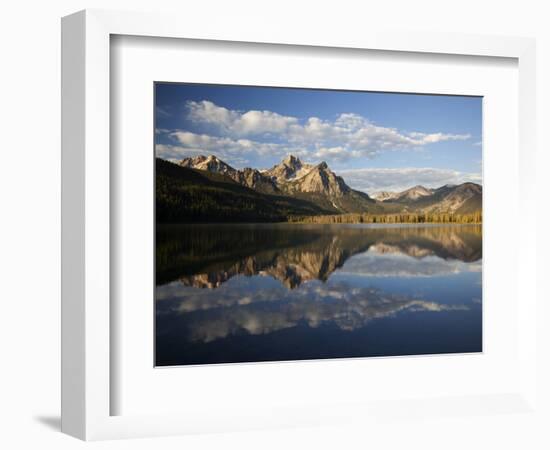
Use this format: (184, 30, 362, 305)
(179, 154, 237, 174)
(180, 154, 203, 163)
(283, 154, 300, 165)
(373, 191, 397, 201)
(181, 154, 216, 164)
(317, 161, 328, 170)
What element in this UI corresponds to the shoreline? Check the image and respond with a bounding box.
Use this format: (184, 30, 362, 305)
(157, 221, 482, 227)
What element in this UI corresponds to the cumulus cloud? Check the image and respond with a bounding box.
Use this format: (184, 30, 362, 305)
(336, 167, 482, 193)
(187, 100, 298, 136)
(180, 100, 471, 161)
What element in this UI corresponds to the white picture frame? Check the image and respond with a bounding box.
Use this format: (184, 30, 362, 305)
(61, 9, 538, 441)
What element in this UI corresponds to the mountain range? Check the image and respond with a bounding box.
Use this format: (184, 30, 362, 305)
(179, 154, 378, 214)
(156, 154, 482, 223)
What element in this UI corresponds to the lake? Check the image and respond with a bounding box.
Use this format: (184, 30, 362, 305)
(155, 223, 482, 366)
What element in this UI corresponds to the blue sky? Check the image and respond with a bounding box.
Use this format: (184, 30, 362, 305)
(155, 83, 482, 193)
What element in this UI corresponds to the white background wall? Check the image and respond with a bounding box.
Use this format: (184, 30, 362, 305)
(0, 1, 548, 448)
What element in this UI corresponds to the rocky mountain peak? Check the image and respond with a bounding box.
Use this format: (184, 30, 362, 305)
(317, 161, 328, 170)
(283, 154, 301, 167)
(373, 191, 398, 202)
(179, 155, 205, 167)
(179, 154, 235, 175)
(289, 160, 349, 198)
(265, 155, 313, 183)
(179, 154, 279, 194)
(398, 185, 433, 200)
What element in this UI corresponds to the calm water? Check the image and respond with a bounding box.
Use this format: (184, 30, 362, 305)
(155, 223, 482, 366)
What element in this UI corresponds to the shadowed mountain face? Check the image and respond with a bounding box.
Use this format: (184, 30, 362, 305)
(155, 223, 482, 366)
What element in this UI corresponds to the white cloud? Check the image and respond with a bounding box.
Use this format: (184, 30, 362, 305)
(187, 100, 298, 136)
(409, 131, 471, 144)
(186, 100, 239, 128)
(182, 100, 471, 161)
(313, 146, 360, 160)
(336, 167, 482, 193)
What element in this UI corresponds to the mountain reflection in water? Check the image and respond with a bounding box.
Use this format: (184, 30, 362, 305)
(155, 224, 482, 366)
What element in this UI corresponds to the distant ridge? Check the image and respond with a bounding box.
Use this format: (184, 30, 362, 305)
(373, 182, 482, 214)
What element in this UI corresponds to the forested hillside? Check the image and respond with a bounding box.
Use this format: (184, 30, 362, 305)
(156, 158, 331, 223)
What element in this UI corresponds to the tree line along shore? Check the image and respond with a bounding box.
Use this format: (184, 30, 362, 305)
(287, 211, 482, 224)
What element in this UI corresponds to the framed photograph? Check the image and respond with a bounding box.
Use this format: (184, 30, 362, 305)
(62, 9, 538, 441)
(154, 83, 483, 367)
